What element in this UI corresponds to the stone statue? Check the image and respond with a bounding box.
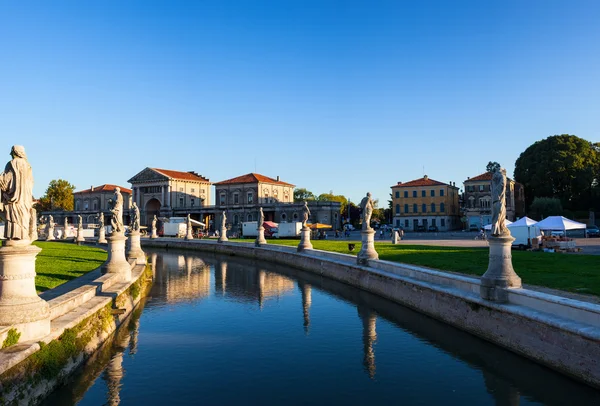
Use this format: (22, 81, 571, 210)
(258, 207, 264, 226)
(130, 202, 140, 232)
(110, 187, 124, 233)
(63, 217, 69, 239)
(302, 201, 311, 228)
(30, 207, 38, 241)
(0, 145, 34, 243)
(78, 215, 83, 230)
(151, 215, 157, 230)
(187, 214, 192, 232)
(359, 192, 374, 231)
(221, 211, 227, 229)
(98, 212, 104, 228)
(46, 214, 55, 239)
(491, 168, 510, 237)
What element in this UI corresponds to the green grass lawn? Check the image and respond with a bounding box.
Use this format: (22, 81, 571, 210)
(233, 239, 600, 297)
(34, 241, 107, 292)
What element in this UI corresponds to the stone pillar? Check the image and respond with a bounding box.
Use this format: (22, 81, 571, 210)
(297, 226, 313, 252)
(98, 225, 107, 244)
(166, 185, 172, 207)
(357, 229, 378, 265)
(480, 235, 522, 303)
(255, 226, 267, 246)
(0, 244, 50, 341)
(218, 227, 228, 242)
(76, 226, 85, 245)
(126, 231, 146, 265)
(102, 233, 132, 282)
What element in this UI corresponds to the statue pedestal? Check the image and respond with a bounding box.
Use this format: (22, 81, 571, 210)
(150, 229, 158, 239)
(218, 227, 228, 243)
(102, 233, 132, 282)
(185, 228, 194, 240)
(255, 227, 267, 246)
(480, 235, 522, 303)
(391, 231, 399, 244)
(46, 227, 55, 241)
(357, 229, 379, 265)
(98, 227, 107, 244)
(297, 227, 313, 252)
(126, 231, 146, 265)
(0, 244, 50, 341)
(61, 228, 69, 240)
(76, 229, 85, 245)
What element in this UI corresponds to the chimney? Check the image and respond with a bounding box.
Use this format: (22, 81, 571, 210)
(423, 175, 428, 180)
(91, 185, 94, 191)
(277, 176, 280, 181)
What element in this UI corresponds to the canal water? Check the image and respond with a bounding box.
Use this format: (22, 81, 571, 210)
(43, 249, 600, 405)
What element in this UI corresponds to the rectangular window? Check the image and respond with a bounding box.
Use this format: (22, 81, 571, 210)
(441, 218, 446, 227)
(220, 194, 226, 205)
(404, 204, 408, 213)
(179, 187, 184, 192)
(421, 190, 426, 197)
(396, 219, 400, 227)
(191, 188, 195, 193)
(234, 193, 239, 204)
(395, 191, 400, 198)
(247, 193, 253, 204)
(179, 197, 184, 207)
(440, 189, 444, 197)
(404, 191, 408, 198)
(191, 199, 195, 207)
(431, 203, 436, 212)
(405, 219, 409, 227)
(479, 185, 484, 192)
(422, 204, 427, 213)
(413, 204, 417, 213)
(412, 191, 417, 198)
(430, 190, 435, 197)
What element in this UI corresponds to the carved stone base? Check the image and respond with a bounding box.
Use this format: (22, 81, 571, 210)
(297, 227, 313, 252)
(76, 229, 85, 245)
(98, 228, 107, 244)
(126, 231, 146, 265)
(185, 229, 194, 240)
(255, 227, 267, 246)
(46, 228, 55, 241)
(0, 244, 51, 341)
(480, 235, 522, 302)
(357, 229, 379, 265)
(61, 228, 69, 240)
(218, 227, 228, 243)
(150, 229, 158, 239)
(391, 231, 399, 244)
(102, 233, 132, 282)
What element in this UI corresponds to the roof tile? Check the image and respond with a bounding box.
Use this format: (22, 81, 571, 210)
(214, 173, 295, 187)
(74, 184, 132, 194)
(391, 177, 449, 188)
(152, 168, 211, 182)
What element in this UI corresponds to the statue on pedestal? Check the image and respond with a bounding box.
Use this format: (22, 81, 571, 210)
(0, 145, 34, 244)
(258, 207, 264, 226)
(491, 168, 510, 237)
(63, 217, 69, 239)
(359, 192, 374, 231)
(130, 202, 140, 232)
(110, 187, 124, 234)
(46, 214, 55, 240)
(302, 202, 311, 228)
(98, 212, 104, 228)
(77, 215, 83, 230)
(221, 211, 227, 229)
(152, 215, 157, 231)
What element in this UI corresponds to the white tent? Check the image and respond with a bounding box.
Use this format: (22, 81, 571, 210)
(483, 220, 512, 230)
(535, 216, 586, 231)
(507, 217, 540, 246)
(507, 216, 538, 228)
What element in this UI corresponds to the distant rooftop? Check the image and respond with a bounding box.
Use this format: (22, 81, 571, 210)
(74, 184, 132, 194)
(391, 175, 453, 188)
(214, 173, 295, 187)
(152, 168, 211, 183)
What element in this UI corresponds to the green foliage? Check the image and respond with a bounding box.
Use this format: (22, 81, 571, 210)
(529, 197, 563, 220)
(33, 242, 107, 291)
(129, 280, 141, 300)
(35, 179, 76, 212)
(486, 161, 501, 173)
(293, 188, 315, 202)
(514, 134, 600, 211)
(316, 192, 348, 214)
(2, 328, 21, 348)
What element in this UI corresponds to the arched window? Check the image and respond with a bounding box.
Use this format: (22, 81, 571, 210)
(395, 204, 400, 214)
(440, 203, 445, 212)
(247, 213, 253, 222)
(75, 200, 80, 211)
(404, 204, 409, 213)
(431, 203, 436, 212)
(233, 215, 239, 224)
(422, 204, 427, 213)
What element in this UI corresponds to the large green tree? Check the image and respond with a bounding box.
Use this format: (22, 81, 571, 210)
(293, 188, 315, 202)
(35, 179, 76, 211)
(316, 192, 348, 215)
(529, 197, 563, 220)
(486, 161, 501, 173)
(514, 134, 600, 211)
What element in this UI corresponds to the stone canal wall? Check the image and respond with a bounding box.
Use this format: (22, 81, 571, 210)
(143, 238, 600, 389)
(0, 260, 152, 405)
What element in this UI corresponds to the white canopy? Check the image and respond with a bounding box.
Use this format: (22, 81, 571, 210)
(535, 216, 586, 231)
(483, 220, 513, 230)
(507, 217, 537, 228)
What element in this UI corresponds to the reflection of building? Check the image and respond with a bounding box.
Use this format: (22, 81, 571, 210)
(391, 175, 461, 231)
(153, 254, 211, 303)
(463, 172, 525, 228)
(128, 167, 212, 225)
(214, 173, 341, 232)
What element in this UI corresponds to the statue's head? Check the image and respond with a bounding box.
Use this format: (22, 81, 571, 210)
(10, 145, 27, 160)
(367, 192, 371, 198)
(133, 202, 137, 208)
(115, 187, 120, 193)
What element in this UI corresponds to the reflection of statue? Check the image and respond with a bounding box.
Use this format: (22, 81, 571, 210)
(302, 201, 311, 228)
(258, 207, 264, 226)
(130, 202, 140, 232)
(0, 145, 34, 242)
(110, 187, 124, 233)
(359, 192, 374, 231)
(221, 211, 227, 229)
(491, 168, 509, 237)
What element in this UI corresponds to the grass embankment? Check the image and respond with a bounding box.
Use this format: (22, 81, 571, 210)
(33, 242, 107, 292)
(244, 239, 600, 297)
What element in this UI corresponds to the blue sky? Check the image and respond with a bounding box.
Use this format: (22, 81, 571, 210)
(1, 0, 599, 206)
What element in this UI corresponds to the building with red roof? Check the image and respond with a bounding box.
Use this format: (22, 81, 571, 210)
(390, 175, 461, 231)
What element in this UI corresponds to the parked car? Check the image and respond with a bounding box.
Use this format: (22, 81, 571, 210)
(586, 225, 600, 238)
(469, 224, 479, 231)
(416, 225, 426, 232)
(428, 226, 439, 232)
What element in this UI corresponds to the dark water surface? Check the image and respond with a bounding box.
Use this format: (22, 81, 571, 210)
(43, 249, 600, 405)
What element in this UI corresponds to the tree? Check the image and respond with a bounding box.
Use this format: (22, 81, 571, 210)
(293, 188, 315, 202)
(514, 134, 600, 211)
(486, 161, 501, 173)
(316, 192, 348, 215)
(35, 179, 76, 211)
(529, 197, 563, 220)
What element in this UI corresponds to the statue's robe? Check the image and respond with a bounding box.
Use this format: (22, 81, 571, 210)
(0, 158, 33, 240)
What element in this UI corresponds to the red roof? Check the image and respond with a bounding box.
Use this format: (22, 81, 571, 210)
(74, 184, 132, 194)
(391, 176, 448, 188)
(214, 173, 295, 187)
(152, 168, 210, 183)
(464, 172, 493, 182)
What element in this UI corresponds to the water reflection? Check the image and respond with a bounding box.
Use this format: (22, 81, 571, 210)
(44, 250, 600, 406)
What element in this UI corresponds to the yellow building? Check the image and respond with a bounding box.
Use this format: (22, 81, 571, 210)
(391, 175, 460, 231)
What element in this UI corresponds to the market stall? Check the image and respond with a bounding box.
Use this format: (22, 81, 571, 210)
(533, 216, 586, 252)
